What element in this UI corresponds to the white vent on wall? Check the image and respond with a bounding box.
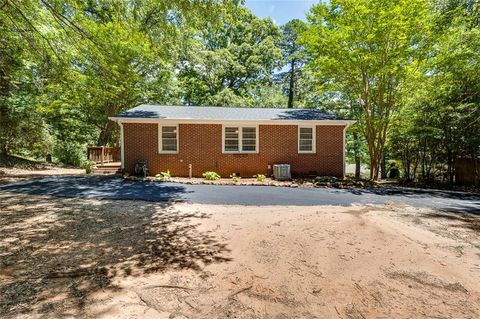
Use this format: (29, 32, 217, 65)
(273, 164, 291, 180)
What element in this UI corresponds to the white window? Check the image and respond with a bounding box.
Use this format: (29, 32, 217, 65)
(223, 126, 258, 153)
(159, 125, 178, 153)
(224, 127, 239, 152)
(298, 126, 315, 153)
(241, 127, 256, 152)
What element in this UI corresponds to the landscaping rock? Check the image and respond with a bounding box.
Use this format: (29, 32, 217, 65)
(315, 176, 338, 184)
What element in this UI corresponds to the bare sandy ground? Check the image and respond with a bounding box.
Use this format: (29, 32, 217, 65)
(1, 191, 479, 318)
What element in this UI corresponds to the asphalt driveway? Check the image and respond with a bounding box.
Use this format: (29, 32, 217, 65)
(1, 175, 479, 214)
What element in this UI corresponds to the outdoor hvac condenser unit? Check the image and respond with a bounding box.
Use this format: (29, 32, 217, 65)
(273, 164, 291, 180)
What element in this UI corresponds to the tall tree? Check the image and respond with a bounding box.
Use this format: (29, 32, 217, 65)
(178, 3, 282, 106)
(0, 0, 59, 155)
(1, 0, 222, 154)
(389, 0, 480, 184)
(57, 0, 220, 145)
(278, 19, 306, 108)
(301, 0, 432, 180)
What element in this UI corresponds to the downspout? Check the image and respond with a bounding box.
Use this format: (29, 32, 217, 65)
(119, 122, 125, 170)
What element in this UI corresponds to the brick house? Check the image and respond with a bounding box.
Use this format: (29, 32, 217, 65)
(110, 105, 353, 178)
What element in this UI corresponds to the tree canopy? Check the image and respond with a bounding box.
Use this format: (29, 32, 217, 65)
(177, 4, 282, 107)
(301, 0, 432, 180)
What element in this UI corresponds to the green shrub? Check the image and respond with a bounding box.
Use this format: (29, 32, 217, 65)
(254, 174, 266, 182)
(82, 160, 96, 174)
(230, 174, 240, 183)
(155, 170, 171, 181)
(203, 171, 220, 180)
(54, 143, 86, 167)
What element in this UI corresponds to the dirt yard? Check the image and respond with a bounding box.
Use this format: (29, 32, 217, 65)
(1, 190, 479, 318)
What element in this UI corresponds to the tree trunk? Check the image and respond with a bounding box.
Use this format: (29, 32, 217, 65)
(287, 59, 295, 109)
(369, 151, 380, 181)
(97, 120, 116, 146)
(402, 144, 410, 180)
(380, 151, 387, 179)
(0, 67, 11, 156)
(353, 132, 361, 179)
(412, 159, 419, 181)
(447, 149, 454, 185)
(370, 163, 379, 181)
(1, 143, 8, 155)
(474, 156, 479, 187)
(367, 130, 382, 181)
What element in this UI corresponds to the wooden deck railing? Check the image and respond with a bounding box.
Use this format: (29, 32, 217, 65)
(87, 147, 120, 166)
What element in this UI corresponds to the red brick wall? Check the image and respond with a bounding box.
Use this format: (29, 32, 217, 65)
(123, 123, 345, 177)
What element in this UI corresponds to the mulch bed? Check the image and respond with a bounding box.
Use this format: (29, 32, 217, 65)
(124, 175, 372, 189)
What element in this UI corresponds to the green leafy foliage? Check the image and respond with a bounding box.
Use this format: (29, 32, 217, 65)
(156, 170, 172, 181)
(277, 19, 307, 108)
(177, 3, 282, 106)
(0, 0, 221, 156)
(203, 171, 221, 180)
(1, 0, 478, 187)
(82, 160, 97, 174)
(54, 142, 86, 167)
(254, 174, 266, 182)
(388, 0, 480, 183)
(301, 0, 433, 180)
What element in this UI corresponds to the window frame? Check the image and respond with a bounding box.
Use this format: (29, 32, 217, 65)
(222, 125, 259, 154)
(158, 124, 179, 154)
(298, 125, 316, 154)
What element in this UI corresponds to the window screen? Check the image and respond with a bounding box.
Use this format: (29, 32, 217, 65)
(161, 126, 177, 152)
(299, 127, 313, 152)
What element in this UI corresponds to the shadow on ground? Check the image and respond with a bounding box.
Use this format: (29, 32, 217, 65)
(0, 175, 190, 201)
(343, 186, 480, 201)
(0, 191, 231, 318)
(342, 187, 480, 215)
(422, 208, 480, 233)
(1, 175, 479, 211)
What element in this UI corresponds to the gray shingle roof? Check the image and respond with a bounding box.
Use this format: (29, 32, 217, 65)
(113, 105, 344, 121)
